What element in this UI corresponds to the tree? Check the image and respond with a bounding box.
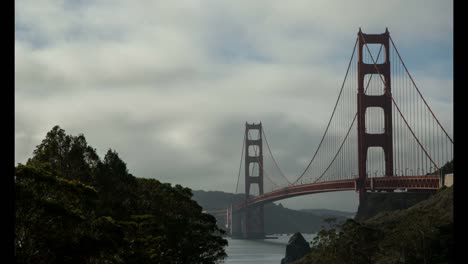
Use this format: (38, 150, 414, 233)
(120, 178, 228, 263)
(15, 164, 125, 264)
(297, 187, 453, 264)
(94, 149, 137, 219)
(27, 125, 100, 185)
(16, 125, 228, 263)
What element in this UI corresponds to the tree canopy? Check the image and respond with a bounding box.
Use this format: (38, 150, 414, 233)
(16, 125, 227, 263)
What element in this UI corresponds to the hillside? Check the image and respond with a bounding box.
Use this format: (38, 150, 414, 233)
(192, 190, 354, 235)
(192, 190, 245, 210)
(367, 186, 453, 226)
(354, 191, 434, 221)
(355, 159, 453, 221)
(300, 208, 355, 218)
(297, 186, 453, 263)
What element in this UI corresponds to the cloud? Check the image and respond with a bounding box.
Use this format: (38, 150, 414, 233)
(15, 0, 452, 212)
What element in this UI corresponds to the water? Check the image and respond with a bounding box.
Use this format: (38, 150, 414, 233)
(223, 233, 316, 264)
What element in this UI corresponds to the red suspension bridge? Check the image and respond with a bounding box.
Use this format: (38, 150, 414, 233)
(209, 29, 453, 239)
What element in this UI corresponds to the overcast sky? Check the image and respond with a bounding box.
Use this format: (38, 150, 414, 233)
(15, 0, 453, 212)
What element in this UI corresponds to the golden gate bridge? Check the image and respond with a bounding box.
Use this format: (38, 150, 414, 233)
(206, 29, 453, 239)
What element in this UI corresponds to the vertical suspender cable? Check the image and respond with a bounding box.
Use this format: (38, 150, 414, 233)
(390, 37, 453, 144)
(399, 51, 403, 174)
(416, 80, 422, 175)
(410, 73, 414, 175)
(293, 38, 358, 184)
(424, 78, 428, 174)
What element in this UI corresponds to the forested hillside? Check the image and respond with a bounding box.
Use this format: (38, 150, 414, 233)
(297, 186, 453, 263)
(15, 125, 227, 264)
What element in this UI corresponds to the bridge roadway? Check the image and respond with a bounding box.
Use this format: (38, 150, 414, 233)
(232, 175, 439, 211)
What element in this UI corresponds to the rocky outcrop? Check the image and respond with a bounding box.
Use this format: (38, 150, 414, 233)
(281, 232, 310, 264)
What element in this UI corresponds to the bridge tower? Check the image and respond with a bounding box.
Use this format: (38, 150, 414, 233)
(242, 122, 265, 238)
(230, 122, 265, 238)
(357, 28, 393, 203)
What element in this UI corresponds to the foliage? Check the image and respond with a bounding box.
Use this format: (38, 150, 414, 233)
(297, 186, 453, 264)
(302, 218, 381, 264)
(440, 159, 454, 174)
(16, 125, 227, 263)
(94, 150, 138, 219)
(27, 125, 100, 185)
(117, 178, 228, 263)
(426, 159, 454, 176)
(15, 164, 125, 264)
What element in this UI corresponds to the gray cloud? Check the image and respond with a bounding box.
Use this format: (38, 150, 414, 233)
(15, 0, 452, 212)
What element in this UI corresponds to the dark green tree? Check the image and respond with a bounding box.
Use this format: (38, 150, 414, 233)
(27, 125, 100, 185)
(94, 149, 137, 219)
(16, 125, 228, 263)
(15, 164, 125, 264)
(119, 178, 227, 263)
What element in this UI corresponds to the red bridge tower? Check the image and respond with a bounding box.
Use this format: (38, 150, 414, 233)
(357, 28, 394, 203)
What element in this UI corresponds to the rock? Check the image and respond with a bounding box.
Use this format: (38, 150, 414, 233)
(281, 232, 310, 264)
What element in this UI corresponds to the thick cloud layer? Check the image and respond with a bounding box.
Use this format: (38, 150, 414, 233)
(15, 0, 452, 212)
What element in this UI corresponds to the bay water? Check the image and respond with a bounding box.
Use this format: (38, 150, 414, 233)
(223, 233, 316, 264)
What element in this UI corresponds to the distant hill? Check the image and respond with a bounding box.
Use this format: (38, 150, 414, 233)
(192, 190, 356, 235)
(300, 208, 355, 218)
(192, 190, 245, 210)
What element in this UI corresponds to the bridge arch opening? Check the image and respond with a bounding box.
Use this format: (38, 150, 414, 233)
(247, 130, 260, 140)
(248, 162, 260, 177)
(362, 44, 386, 64)
(248, 145, 261, 157)
(248, 183, 261, 196)
(365, 107, 385, 134)
(364, 74, 385, 95)
(366, 147, 385, 178)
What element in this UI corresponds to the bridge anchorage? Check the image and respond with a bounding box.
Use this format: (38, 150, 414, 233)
(224, 28, 453, 239)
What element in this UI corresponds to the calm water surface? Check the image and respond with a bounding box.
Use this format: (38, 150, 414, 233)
(223, 234, 316, 264)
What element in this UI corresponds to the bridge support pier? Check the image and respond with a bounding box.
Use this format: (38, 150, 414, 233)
(230, 208, 264, 239)
(244, 206, 264, 239)
(230, 209, 243, 238)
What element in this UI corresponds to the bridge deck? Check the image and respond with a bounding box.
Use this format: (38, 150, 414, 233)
(232, 176, 439, 211)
